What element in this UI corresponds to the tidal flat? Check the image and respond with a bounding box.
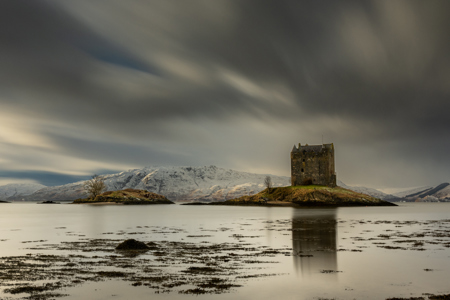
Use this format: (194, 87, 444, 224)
(1, 203, 450, 299)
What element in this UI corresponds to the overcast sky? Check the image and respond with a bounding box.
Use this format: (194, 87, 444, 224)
(0, 0, 449, 189)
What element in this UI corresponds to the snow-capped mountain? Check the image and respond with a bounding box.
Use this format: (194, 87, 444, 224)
(0, 183, 46, 200)
(392, 186, 433, 198)
(397, 183, 450, 202)
(337, 181, 400, 201)
(8, 165, 444, 202)
(14, 166, 291, 202)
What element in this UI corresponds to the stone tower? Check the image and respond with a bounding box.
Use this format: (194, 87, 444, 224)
(291, 143, 336, 187)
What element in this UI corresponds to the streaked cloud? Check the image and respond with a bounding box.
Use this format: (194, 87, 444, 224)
(0, 0, 449, 188)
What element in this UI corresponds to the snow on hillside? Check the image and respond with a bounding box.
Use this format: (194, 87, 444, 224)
(130, 166, 289, 201)
(433, 184, 450, 199)
(17, 166, 291, 202)
(397, 183, 450, 201)
(13, 165, 440, 202)
(21, 180, 88, 201)
(337, 181, 399, 200)
(0, 183, 46, 200)
(392, 186, 432, 198)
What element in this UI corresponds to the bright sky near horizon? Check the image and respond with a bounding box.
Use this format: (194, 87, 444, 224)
(0, 1, 449, 188)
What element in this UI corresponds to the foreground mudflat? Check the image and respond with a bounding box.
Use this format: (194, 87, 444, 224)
(0, 203, 449, 300)
(0, 233, 287, 298)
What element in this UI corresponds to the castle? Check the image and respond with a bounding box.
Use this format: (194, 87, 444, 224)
(291, 143, 336, 187)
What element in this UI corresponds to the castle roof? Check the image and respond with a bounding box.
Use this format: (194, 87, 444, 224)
(291, 143, 333, 153)
(300, 145, 323, 153)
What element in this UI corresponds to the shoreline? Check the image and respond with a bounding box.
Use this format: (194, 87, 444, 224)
(184, 201, 396, 207)
(72, 201, 125, 205)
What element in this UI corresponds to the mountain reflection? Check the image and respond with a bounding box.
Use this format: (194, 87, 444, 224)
(291, 209, 338, 278)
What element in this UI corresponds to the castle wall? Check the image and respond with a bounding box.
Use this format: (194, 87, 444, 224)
(291, 143, 336, 187)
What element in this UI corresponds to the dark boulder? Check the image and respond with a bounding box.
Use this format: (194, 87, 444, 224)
(116, 239, 150, 250)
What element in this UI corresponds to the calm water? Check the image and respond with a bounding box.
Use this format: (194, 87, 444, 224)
(1, 202, 450, 299)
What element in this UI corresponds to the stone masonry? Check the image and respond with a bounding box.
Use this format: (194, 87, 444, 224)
(291, 143, 336, 187)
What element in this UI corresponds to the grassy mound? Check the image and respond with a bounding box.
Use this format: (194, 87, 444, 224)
(73, 188, 174, 205)
(215, 185, 396, 207)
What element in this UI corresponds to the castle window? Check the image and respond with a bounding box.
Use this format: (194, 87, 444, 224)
(301, 168, 304, 172)
(302, 159, 305, 162)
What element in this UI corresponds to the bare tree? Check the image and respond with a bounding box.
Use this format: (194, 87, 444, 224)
(264, 176, 273, 190)
(84, 174, 106, 199)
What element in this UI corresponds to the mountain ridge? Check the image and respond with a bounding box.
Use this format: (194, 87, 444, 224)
(399, 183, 450, 202)
(7, 166, 291, 202)
(0, 183, 46, 200)
(337, 181, 399, 201)
(3, 166, 448, 202)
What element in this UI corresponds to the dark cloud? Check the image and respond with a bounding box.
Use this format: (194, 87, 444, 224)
(44, 132, 192, 167)
(0, 170, 93, 186)
(0, 0, 449, 188)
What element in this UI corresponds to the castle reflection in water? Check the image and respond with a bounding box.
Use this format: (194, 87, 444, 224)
(291, 209, 338, 277)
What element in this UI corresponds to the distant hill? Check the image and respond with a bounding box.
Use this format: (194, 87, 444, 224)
(5, 165, 447, 203)
(0, 183, 46, 200)
(9, 166, 290, 202)
(337, 181, 400, 201)
(337, 181, 450, 202)
(396, 183, 450, 202)
(391, 186, 433, 198)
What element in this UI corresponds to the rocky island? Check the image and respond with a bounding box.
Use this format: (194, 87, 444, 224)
(73, 188, 174, 205)
(194, 185, 396, 207)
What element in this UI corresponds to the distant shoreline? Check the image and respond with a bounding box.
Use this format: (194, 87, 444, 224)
(183, 201, 396, 207)
(72, 189, 175, 205)
(72, 201, 124, 205)
(184, 186, 398, 207)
